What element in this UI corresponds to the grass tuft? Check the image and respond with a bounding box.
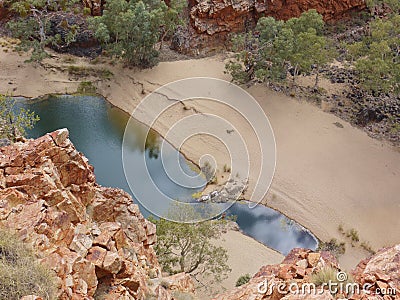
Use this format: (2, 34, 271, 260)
(0, 229, 56, 300)
(236, 274, 251, 287)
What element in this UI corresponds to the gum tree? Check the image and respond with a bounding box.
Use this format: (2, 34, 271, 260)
(90, 0, 182, 67)
(225, 10, 336, 88)
(0, 95, 40, 142)
(149, 204, 231, 284)
(5, 0, 79, 61)
(347, 14, 400, 94)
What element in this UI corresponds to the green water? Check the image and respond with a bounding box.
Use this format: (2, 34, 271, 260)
(18, 95, 317, 255)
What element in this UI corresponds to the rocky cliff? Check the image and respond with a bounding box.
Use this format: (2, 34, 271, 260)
(79, 0, 367, 53)
(214, 246, 400, 299)
(0, 129, 194, 299)
(172, 0, 367, 53)
(190, 0, 367, 37)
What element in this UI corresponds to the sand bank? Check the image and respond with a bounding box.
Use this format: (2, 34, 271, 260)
(1, 44, 399, 274)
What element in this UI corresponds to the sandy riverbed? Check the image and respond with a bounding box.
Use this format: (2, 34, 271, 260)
(1, 42, 399, 288)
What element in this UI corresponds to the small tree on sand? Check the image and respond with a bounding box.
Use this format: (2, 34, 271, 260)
(149, 203, 231, 284)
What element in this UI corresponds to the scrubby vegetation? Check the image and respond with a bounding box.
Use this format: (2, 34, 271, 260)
(338, 225, 376, 254)
(235, 274, 251, 287)
(226, 10, 336, 88)
(5, 0, 80, 61)
(346, 7, 400, 94)
(76, 81, 97, 94)
(226, 4, 399, 96)
(311, 267, 354, 289)
(0, 229, 56, 299)
(3, 0, 185, 66)
(317, 238, 346, 258)
(89, 0, 184, 67)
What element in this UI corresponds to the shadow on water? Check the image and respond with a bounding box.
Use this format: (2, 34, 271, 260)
(17, 95, 317, 255)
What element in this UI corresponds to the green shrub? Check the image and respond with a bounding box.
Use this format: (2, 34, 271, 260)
(67, 65, 113, 79)
(317, 238, 345, 258)
(360, 241, 376, 255)
(0, 229, 56, 299)
(77, 81, 97, 94)
(346, 229, 359, 243)
(236, 274, 251, 287)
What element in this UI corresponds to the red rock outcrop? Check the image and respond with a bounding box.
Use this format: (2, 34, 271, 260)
(352, 244, 400, 299)
(190, 0, 366, 34)
(214, 247, 400, 300)
(213, 248, 340, 300)
(174, 0, 366, 53)
(0, 129, 195, 299)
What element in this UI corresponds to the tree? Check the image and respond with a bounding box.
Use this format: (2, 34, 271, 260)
(159, 0, 186, 49)
(149, 204, 231, 284)
(6, 0, 79, 61)
(89, 0, 182, 67)
(290, 28, 336, 88)
(225, 10, 336, 88)
(346, 14, 400, 94)
(0, 95, 40, 142)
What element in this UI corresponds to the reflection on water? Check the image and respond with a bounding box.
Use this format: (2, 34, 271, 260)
(228, 202, 317, 255)
(18, 95, 317, 254)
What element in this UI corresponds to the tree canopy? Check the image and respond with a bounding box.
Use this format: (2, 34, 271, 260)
(347, 14, 400, 94)
(226, 10, 336, 88)
(6, 0, 79, 61)
(149, 204, 231, 284)
(0, 95, 40, 142)
(89, 0, 183, 67)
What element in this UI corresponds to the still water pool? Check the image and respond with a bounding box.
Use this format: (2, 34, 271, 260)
(18, 95, 317, 255)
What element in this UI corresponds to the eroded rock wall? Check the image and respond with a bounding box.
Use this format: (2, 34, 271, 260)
(0, 129, 194, 299)
(178, 0, 367, 53)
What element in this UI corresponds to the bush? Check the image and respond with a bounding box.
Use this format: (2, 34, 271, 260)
(0, 229, 56, 299)
(317, 238, 345, 258)
(346, 229, 359, 243)
(235, 274, 251, 287)
(77, 81, 97, 94)
(311, 267, 355, 295)
(89, 0, 183, 67)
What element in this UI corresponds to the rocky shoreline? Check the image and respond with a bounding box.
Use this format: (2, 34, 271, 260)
(0, 129, 195, 299)
(1, 129, 399, 300)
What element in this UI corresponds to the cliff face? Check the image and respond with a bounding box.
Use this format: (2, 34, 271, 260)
(174, 0, 366, 53)
(0, 129, 194, 299)
(214, 246, 400, 300)
(190, 0, 366, 34)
